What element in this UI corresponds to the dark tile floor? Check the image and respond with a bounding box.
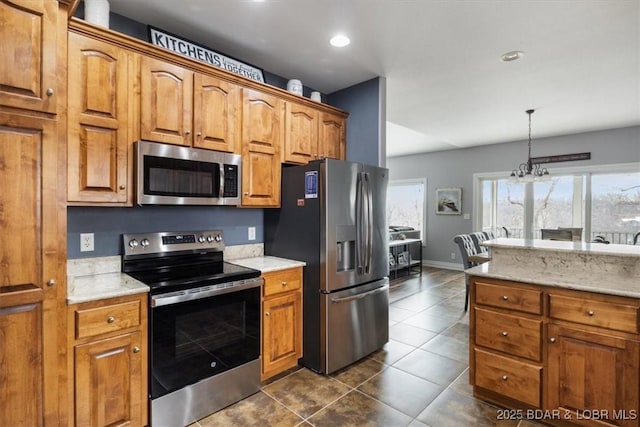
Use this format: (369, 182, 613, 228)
(190, 267, 545, 427)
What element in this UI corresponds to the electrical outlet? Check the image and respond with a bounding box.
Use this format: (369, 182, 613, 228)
(80, 233, 94, 252)
(451, 252, 456, 260)
(248, 227, 256, 241)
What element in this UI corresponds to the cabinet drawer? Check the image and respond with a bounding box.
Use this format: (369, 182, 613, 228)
(474, 348, 541, 407)
(475, 281, 542, 314)
(475, 308, 542, 361)
(75, 300, 141, 339)
(549, 294, 639, 333)
(263, 268, 302, 297)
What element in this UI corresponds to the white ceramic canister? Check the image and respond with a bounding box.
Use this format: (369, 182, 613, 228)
(287, 79, 303, 96)
(85, 0, 110, 28)
(310, 91, 321, 102)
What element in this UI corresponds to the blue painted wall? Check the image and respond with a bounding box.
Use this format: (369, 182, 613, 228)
(68, 206, 263, 258)
(328, 77, 384, 166)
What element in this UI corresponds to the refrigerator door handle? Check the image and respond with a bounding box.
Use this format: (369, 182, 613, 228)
(355, 172, 364, 274)
(364, 172, 373, 274)
(330, 284, 388, 303)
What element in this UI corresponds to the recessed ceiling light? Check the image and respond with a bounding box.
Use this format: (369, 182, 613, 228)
(329, 34, 350, 47)
(500, 50, 524, 62)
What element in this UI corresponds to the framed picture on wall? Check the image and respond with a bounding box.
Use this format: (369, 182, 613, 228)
(435, 188, 462, 215)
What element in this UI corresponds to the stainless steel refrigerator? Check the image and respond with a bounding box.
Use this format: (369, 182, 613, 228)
(264, 159, 389, 374)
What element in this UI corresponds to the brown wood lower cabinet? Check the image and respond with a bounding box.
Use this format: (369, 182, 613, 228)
(68, 293, 148, 426)
(261, 267, 303, 381)
(470, 276, 640, 427)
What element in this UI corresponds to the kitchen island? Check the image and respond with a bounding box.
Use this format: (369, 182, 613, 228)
(466, 239, 639, 427)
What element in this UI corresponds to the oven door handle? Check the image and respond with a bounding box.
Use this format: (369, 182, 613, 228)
(151, 277, 263, 307)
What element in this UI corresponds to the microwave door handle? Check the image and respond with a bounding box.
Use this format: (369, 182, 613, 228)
(219, 163, 225, 198)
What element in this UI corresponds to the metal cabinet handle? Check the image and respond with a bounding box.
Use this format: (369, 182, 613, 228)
(265, 312, 270, 316)
(185, 130, 191, 135)
(501, 331, 508, 337)
(119, 185, 125, 190)
(46, 88, 54, 96)
(196, 131, 202, 136)
(243, 192, 249, 196)
(502, 295, 509, 301)
(587, 310, 595, 316)
(549, 337, 556, 343)
(107, 316, 115, 323)
(281, 281, 287, 287)
(47, 279, 56, 287)
(501, 375, 508, 381)
(133, 347, 140, 353)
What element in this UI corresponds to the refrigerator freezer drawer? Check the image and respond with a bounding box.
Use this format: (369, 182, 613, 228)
(322, 278, 389, 374)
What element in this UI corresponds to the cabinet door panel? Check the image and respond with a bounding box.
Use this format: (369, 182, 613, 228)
(140, 57, 193, 146)
(68, 33, 130, 203)
(547, 324, 639, 427)
(262, 292, 302, 380)
(0, 0, 57, 113)
(0, 302, 43, 427)
(283, 102, 318, 164)
(193, 74, 239, 152)
(75, 332, 143, 427)
(319, 112, 345, 160)
(241, 88, 282, 206)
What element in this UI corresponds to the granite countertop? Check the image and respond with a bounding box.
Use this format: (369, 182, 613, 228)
(483, 237, 640, 258)
(67, 256, 149, 304)
(229, 256, 306, 273)
(467, 238, 640, 299)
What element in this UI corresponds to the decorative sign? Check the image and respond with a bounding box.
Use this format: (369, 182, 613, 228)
(531, 152, 591, 164)
(148, 26, 265, 83)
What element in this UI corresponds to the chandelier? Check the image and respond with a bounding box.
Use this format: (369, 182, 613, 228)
(510, 109, 549, 182)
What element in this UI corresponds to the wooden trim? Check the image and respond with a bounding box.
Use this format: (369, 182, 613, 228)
(67, 18, 349, 118)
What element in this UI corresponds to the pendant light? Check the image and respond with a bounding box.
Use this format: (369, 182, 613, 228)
(510, 109, 549, 182)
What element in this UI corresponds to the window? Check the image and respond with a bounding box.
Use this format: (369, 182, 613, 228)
(387, 179, 426, 239)
(474, 163, 639, 244)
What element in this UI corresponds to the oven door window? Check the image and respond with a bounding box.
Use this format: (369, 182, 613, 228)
(144, 155, 220, 198)
(150, 287, 260, 399)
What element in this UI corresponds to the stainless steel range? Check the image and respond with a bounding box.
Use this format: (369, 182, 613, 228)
(122, 230, 263, 427)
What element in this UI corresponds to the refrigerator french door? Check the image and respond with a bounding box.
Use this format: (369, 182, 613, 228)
(265, 159, 389, 374)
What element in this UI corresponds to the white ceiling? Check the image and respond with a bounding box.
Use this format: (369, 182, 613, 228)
(106, 0, 640, 157)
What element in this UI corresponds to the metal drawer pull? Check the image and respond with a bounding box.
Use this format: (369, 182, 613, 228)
(281, 281, 287, 286)
(502, 295, 508, 301)
(587, 310, 595, 316)
(133, 347, 140, 353)
(107, 316, 115, 323)
(501, 331, 508, 337)
(265, 312, 270, 316)
(46, 88, 54, 96)
(549, 337, 556, 343)
(501, 375, 508, 381)
(47, 279, 56, 287)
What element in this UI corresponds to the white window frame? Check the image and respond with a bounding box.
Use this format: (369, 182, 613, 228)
(473, 162, 640, 239)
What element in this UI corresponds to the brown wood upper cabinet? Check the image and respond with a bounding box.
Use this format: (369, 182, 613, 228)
(140, 56, 240, 153)
(319, 111, 346, 161)
(241, 88, 283, 207)
(67, 32, 133, 204)
(283, 101, 319, 164)
(283, 102, 346, 164)
(0, 0, 58, 113)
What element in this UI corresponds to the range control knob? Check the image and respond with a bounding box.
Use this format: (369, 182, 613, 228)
(214, 234, 223, 242)
(206, 235, 214, 243)
(128, 239, 139, 248)
(140, 238, 150, 247)
(198, 235, 206, 243)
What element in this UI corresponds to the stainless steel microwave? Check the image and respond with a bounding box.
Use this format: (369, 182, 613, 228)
(135, 140, 241, 206)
